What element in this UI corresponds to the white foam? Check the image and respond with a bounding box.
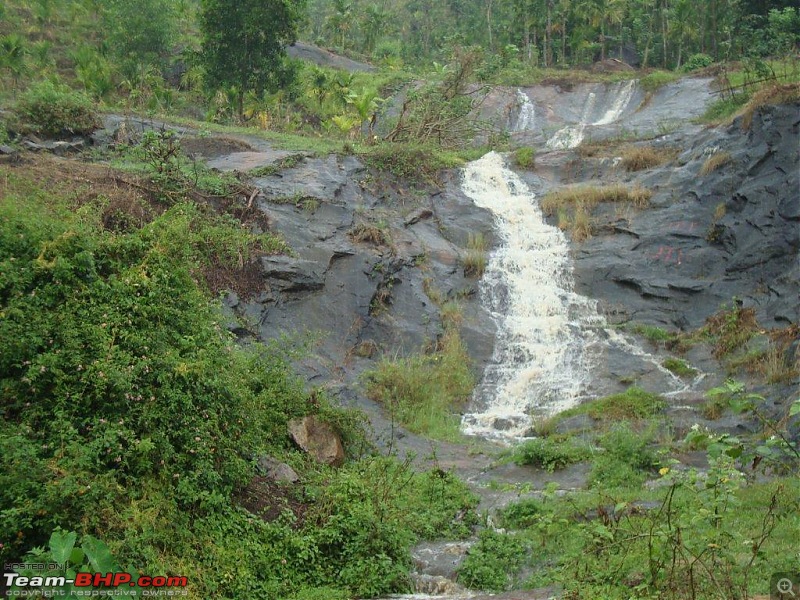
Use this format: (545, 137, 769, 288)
(459, 152, 604, 437)
(594, 80, 637, 125)
(513, 89, 536, 132)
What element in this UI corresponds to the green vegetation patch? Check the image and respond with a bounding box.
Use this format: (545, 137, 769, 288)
(640, 70, 682, 91)
(514, 147, 535, 169)
(13, 80, 99, 137)
(457, 530, 528, 592)
(364, 330, 475, 441)
(557, 387, 666, 424)
(512, 436, 593, 472)
(662, 357, 698, 377)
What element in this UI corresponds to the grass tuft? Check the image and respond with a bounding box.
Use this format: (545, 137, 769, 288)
(662, 357, 698, 378)
(364, 330, 475, 442)
(700, 151, 732, 175)
(619, 145, 676, 171)
(541, 184, 652, 215)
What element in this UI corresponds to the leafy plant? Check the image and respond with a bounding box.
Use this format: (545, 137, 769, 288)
(513, 436, 593, 471)
(13, 81, 98, 137)
(514, 147, 535, 169)
(458, 530, 528, 592)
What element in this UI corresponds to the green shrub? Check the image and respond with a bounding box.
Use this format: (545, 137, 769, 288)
(589, 423, 660, 488)
(364, 331, 475, 441)
(513, 436, 593, 471)
(682, 53, 714, 72)
(514, 146, 535, 169)
(500, 497, 547, 529)
(458, 530, 527, 591)
(13, 81, 99, 137)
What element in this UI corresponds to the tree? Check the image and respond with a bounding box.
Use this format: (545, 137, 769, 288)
(105, 0, 176, 73)
(200, 0, 305, 120)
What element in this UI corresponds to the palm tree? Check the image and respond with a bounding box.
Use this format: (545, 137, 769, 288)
(0, 33, 29, 92)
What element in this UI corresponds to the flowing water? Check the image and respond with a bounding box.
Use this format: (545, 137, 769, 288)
(512, 89, 536, 132)
(460, 152, 605, 438)
(459, 152, 689, 439)
(594, 79, 637, 125)
(546, 80, 637, 149)
(545, 91, 596, 150)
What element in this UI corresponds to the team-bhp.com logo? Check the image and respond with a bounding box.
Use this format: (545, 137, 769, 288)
(4, 570, 188, 597)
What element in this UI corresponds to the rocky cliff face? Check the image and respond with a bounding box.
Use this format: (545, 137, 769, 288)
(534, 103, 799, 331)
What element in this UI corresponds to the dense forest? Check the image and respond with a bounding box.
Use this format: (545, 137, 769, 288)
(304, 0, 799, 68)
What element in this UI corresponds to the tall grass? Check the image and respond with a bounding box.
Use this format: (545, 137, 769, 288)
(364, 330, 475, 441)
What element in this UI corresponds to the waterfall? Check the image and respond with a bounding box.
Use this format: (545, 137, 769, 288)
(459, 152, 604, 438)
(512, 89, 536, 132)
(594, 80, 637, 125)
(545, 92, 596, 150)
(545, 80, 637, 150)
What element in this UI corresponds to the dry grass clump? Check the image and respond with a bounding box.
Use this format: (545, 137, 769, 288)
(463, 232, 489, 277)
(572, 206, 593, 241)
(620, 145, 676, 171)
(700, 151, 732, 176)
(541, 184, 652, 215)
(349, 222, 389, 245)
(739, 83, 800, 130)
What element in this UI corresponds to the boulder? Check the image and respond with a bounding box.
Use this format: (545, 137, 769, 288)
(288, 415, 345, 467)
(256, 455, 300, 483)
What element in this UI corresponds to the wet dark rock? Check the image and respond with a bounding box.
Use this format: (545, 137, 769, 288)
(260, 256, 325, 292)
(404, 207, 433, 226)
(571, 103, 800, 331)
(286, 41, 375, 72)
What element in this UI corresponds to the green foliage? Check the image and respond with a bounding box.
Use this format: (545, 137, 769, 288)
(513, 436, 593, 472)
(104, 0, 176, 71)
(458, 530, 528, 592)
(589, 423, 660, 488)
(640, 70, 681, 91)
(629, 322, 680, 343)
(0, 32, 29, 87)
(662, 357, 697, 377)
(10, 529, 134, 596)
(361, 142, 463, 182)
(200, 0, 305, 118)
(499, 497, 547, 529)
(701, 92, 751, 123)
(556, 387, 666, 424)
(514, 146, 535, 169)
(682, 53, 714, 72)
(305, 458, 478, 596)
(0, 169, 308, 567)
(364, 331, 475, 441)
(13, 81, 98, 137)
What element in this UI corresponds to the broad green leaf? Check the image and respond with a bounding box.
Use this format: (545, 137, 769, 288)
(69, 548, 85, 565)
(82, 536, 117, 573)
(790, 399, 800, 417)
(49, 529, 77, 565)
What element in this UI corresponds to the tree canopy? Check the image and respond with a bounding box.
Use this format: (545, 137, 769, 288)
(200, 0, 306, 118)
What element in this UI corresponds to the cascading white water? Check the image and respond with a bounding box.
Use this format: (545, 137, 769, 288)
(545, 92, 596, 150)
(545, 80, 638, 149)
(460, 152, 605, 438)
(513, 89, 536, 132)
(594, 80, 637, 125)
